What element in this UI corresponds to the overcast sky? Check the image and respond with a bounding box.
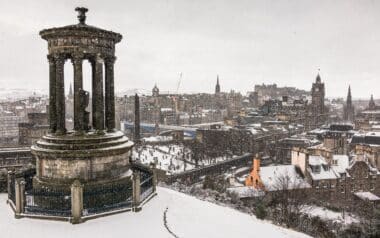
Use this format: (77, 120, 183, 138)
(0, 0, 379, 98)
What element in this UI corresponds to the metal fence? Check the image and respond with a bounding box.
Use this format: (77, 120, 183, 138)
(140, 171, 154, 202)
(24, 187, 71, 217)
(8, 175, 15, 204)
(7, 164, 156, 221)
(83, 182, 133, 216)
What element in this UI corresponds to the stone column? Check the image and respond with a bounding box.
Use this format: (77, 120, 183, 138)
(134, 93, 140, 141)
(92, 55, 104, 131)
(55, 55, 66, 134)
(48, 55, 57, 133)
(105, 56, 116, 131)
(70, 180, 83, 224)
(72, 54, 83, 132)
(15, 178, 25, 218)
(132, 170, 141, 212)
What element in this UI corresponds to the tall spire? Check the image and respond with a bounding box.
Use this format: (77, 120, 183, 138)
(347, 85, 352, 104)
(215, 75, 221, 94)
(316, 69, 321, 83)
(344, 85, 355, 122)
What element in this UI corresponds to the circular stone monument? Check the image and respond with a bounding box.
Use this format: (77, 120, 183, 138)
(32, 7, 134, 190)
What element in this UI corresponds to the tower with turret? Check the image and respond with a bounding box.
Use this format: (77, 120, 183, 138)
(369, 94, 377, 110)
(308, 72, 327, 129)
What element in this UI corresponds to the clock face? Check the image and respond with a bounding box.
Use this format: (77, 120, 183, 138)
(315, 88, 319, 92)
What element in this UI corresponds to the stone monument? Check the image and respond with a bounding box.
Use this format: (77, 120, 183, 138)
(32, 7, 134, 191)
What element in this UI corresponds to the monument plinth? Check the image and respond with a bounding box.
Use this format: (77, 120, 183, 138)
(32, 8, 133, 190)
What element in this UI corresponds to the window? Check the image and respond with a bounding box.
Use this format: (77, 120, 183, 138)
(340, 184, 345, 193)
(371, 183, 375, 191)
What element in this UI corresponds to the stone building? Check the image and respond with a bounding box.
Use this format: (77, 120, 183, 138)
(291, 149, 380, 207)
(351, 132, 380, 170)
(275, 136, 320, 164)
(0, 114, 23, 145)
(18, 112, 49, 145)
(368, 94, 378, 110)
(354, 95, 380, 131)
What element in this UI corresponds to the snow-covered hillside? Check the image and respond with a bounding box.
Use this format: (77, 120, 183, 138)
(0, 187, 309, 238)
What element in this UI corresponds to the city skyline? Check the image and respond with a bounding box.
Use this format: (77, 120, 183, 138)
(0, 0, 379, 98)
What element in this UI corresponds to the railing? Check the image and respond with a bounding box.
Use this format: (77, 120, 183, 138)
(8, 174, 15, 204)
(24, 188, 71, 217)
(140, 175, 154, 202)
(83, 183, 133, 215)
(7, 163, 157, 223)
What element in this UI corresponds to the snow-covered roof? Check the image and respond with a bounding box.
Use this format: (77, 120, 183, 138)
(354, 192, 380, 201)
(260, 165, 311, 191)
(331, 155, 349, 174)
(308, 156, 337, 180)
(308, 155, 327, 166)
(0, 188, 309, 238)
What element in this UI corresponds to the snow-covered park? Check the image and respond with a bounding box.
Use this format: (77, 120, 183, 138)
(132, 144, 235, 174)
(0, 187, 309, 238)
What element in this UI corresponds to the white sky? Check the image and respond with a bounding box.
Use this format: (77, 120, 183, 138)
(0, 0, 379, 98)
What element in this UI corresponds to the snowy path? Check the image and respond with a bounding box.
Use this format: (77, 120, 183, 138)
(0, 187, 310, 238)
(163, 207, 179, 238)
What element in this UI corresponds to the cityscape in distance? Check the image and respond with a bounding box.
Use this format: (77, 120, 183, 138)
(0, 1, 379, 238)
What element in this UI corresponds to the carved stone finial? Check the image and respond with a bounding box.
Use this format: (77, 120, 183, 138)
(75, 7, 88, 24)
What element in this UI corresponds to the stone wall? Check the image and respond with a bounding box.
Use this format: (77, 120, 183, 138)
(37, 152, 131, 181)
(166, 153, 266, 183)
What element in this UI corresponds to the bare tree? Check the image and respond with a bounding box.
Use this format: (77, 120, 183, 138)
(269, 172, 309, 226)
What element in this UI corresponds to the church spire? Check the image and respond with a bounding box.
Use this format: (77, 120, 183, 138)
(343, 85, 355, 122)
(215, 75, 221, 94)
(347, 85, 352, 104)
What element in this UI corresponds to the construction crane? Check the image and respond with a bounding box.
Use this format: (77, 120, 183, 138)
(176, 72, 182, 94)
(173, 72, 183, 119)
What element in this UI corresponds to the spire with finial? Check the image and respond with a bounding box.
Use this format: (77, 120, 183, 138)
(347, 85, 351, 98)
(343, 85, 354, 122)
(75, 7, 88, 25)
(215, 75, 221, 94)
(316, 69, 321, 83)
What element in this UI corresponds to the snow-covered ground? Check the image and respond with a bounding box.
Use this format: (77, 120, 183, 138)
(0, 187, 309, 238)
(132, 144, 195, 173)
(132, 144, 235, 174)
(303, 206, 359, 224)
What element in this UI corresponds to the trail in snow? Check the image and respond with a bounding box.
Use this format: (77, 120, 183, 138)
(163, 207, 179, 238)
(0, 187, 310, 238)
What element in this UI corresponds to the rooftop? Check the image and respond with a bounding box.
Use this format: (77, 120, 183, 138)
(354, 192, 380, 201)
(260, 165, 311, 191)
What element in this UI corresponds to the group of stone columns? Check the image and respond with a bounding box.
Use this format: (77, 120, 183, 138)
(48, 53, 116, 134)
